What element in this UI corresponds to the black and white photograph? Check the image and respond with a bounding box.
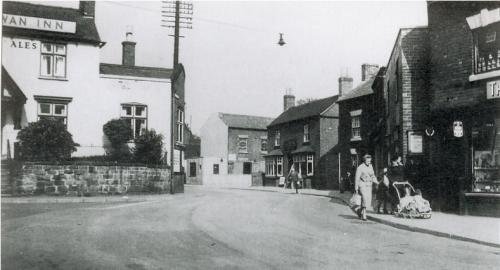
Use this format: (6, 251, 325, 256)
(1, 0, 499, 269)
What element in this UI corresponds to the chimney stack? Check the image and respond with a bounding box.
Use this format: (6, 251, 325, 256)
(283, 89, 295, 111)
(122, 26, 136, 66)
(361, 64, 380, 81)
(80, 1, 95, 18)
(338, 76, 353, 96)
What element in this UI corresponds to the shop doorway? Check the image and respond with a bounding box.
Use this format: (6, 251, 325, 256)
(441, 137, 466, 212)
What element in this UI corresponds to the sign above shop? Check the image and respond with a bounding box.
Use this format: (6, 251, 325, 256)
(453, 121, 464, 138)
(486, 80, 500, 99)
(2, 14, 76, 33)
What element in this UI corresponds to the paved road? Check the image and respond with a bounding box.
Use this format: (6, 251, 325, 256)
(2, 186, 499, 270)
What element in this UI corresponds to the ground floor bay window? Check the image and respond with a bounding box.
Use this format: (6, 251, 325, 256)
(292, 154, 314, 176)
(265, 156, 283, 177)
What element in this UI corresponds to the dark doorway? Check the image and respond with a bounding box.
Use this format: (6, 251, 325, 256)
(243, 162, 252, 174)
(189, 162, 196, 177)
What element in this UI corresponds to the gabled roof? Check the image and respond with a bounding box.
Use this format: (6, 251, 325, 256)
(219, 113, 274, 130)
(100, 63, 173, 79)
(2, 1, 102, 45)
(268, 95, 339, 127)
(337, 77, 375, 102)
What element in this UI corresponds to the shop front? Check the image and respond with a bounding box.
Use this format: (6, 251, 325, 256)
(428, 100, 499, 216)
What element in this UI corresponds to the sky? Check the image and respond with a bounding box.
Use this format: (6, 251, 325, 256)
(34, 1, 429, 133)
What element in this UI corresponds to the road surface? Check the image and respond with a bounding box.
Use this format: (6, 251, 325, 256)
(2, 186, 499, 270)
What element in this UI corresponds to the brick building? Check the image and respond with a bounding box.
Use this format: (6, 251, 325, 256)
(200, 113, 273, 186)
(265, 94, 340, 189)
(425, 1, 500, 215)
(382, 27, 430, 185)
(338, 64, 380, 179)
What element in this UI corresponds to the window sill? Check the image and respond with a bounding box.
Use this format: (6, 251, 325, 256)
(238, 152, 248, 154)
(469, 70, 500, 82)
(350, 137, 362, 142)
(39, 76, 68, 81)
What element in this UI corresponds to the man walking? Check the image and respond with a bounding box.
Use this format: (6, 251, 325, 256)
(355, 153, 378, 221)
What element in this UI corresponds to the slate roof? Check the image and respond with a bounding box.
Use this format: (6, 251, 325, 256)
(100, 63, 173, 79)
(337, 77, 375, 102)
(2, 1, 102, 45)
(268, 95, 339, 127)
(292, 145, 315, 154)
(219, 113, 274, 130)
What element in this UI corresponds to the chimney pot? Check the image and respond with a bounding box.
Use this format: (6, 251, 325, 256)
(80, 1, 95, 18)
(283, 94, 295, 111)
(338, 76, 353, 96)
(361, 64, 380, 81)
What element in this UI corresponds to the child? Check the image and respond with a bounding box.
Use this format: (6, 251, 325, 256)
(375, 168, 391, 214)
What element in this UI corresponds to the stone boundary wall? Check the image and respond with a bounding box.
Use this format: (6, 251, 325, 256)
(12, 163, 180, 195)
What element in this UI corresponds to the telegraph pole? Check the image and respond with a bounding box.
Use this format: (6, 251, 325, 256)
(161, 1, 192, 194)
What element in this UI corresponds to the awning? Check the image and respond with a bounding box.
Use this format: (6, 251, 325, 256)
(291, 145, 314, 154)
(264, 149, 283, 157)
(1, 66, 27, 104)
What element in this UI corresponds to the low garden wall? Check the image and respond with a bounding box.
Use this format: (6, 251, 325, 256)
(9, 162, 183, 196)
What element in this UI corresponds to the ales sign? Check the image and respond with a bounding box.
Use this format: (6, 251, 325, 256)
(2, 14, 76, 33)
(486, 80, 500, 100)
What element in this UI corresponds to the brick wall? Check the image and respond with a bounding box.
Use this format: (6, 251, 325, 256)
(11, 162, 179, 195)
(319, 117, 340, 189)
(427, 1, 500, 110)
(383, 27, 429, 163)
(227, 128, 267, 173)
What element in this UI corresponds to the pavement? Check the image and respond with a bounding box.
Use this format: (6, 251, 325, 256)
(2, 186, 499, 270)
(227, 185, 500, 248)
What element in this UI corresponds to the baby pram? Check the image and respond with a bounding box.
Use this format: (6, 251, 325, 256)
(392, 181, 432, 219)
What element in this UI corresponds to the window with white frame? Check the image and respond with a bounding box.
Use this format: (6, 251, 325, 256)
(121, 104, 147, 139)
(275, 130, 280, 147)
(350, 110, 362, 140)
(40, 43, 66, 78)
(307, 154, 314, 176)
(176, 109, 184, 143)
(238, 135, 248, 153)
(37, 102, 68, 125)
(303, 124, 310, 142)
(276, 156, 283, 176)
(261, 137, 268, 153)
(265, 158, 276, 176)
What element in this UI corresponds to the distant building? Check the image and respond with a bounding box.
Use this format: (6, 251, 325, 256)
(200, 113, 273, 186)
(337, 64, 380, 178)
(266, 94, 340, 189)
(1, 1, 185, 163)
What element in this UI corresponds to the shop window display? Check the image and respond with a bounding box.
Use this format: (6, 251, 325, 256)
(472, 124, 499, 193)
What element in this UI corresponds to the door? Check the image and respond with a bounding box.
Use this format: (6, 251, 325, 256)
(243, 162, 252, 174)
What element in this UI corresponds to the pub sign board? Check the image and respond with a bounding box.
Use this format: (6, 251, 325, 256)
(2, 14, 76, 33)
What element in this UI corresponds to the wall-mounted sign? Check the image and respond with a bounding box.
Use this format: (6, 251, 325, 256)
(9, 38, 38, 49)
(486, 80, 500, 99)
(2, 14, 76, 33)
(408, 131, 423, 154)
(425, 127, 435, 137)
(173, 149, 181, 173)
(453, 121, 464, 138)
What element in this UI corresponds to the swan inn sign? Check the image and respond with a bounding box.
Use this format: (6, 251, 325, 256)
(2, 14, 76, 34)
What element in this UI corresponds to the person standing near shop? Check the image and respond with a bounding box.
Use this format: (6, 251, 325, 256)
(355, 154, 379, 220)
(288, 166, 299, 194)
(389, 155, 404, 210)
